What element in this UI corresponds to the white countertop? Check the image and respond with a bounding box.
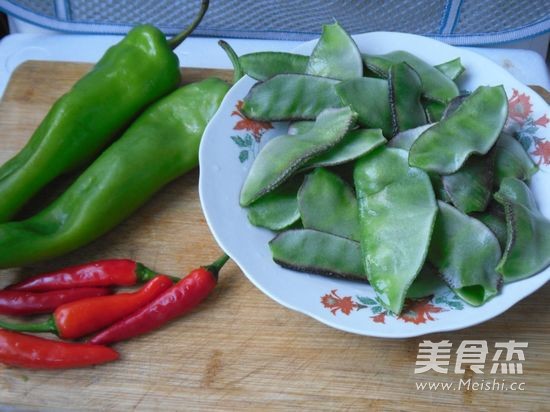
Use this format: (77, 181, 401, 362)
(0, 33, 549, 97)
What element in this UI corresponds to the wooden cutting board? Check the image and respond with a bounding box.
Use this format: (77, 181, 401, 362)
(0, 61, 548, 411)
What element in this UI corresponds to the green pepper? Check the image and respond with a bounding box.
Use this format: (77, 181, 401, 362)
(0, 78, 229, 268)
(354, 147, 437, 314)
(0, 0, 209, 223)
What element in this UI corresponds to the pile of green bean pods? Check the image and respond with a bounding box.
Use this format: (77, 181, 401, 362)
(221, 24, 549, 315)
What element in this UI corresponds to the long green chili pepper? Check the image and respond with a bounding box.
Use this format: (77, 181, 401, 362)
(0, 0, 209, 223)
(0, 78, 229, 268)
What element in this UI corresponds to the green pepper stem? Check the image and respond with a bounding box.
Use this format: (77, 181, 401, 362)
(0, 316, 57, 335)
(218, 40, 244, 84)
(168, 0, 209, 50)
(135, 263, 180, 284)
(203, 254, 230, 280)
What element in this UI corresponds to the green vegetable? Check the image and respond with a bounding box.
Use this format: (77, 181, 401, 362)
(428, 201, 502, 306)
(269, 229, 366, 280)
(494, 177, 550, 282)
(494, 133, 538, 184)
(362, 51, 459, 103)
(336, 78, 393, 137)
(434, 57, 465, 81)
(424, 100, 447, 122)
(246, 177, 302, 231)
(301, 128, 386, 170)
(240, 107, 356, 206)
(0, 78, 229, 268)
(388, 62, 427, 135)
(473, 201, 508, 249)
(354, 147, 437, 314)
(387, 124, 434, 151)
(305, 22, 362, 80)
(298, 168, 360, 241)
(241, 52, 309, 81)
(0, 6, 212, 223)
(406, 264, 447, 299)
(241, 74, 343, 121)
(409, 85, 508, 174)
(441, 152, 495, 213)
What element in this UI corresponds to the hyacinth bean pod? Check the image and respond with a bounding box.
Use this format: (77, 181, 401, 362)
(473, 202, 508, 249)
(246, 177, 302, 231)
(240, 52, 309, 81)
(424, 100, 447, 122)
(269, 229, 366, 280)
(298, 168, 360, 241)
(405, 264, 447, 299)
(494, 177, 550, 282)
(388, 62, 428, 135)
(362, 51, 459, 103)
(428, 201, 502, 306)
(335, 78, 393, 137)
(434, 57, 465, 81)
(494, 133, 538, 184)
(441, 152, 495, 213)
(305, 22, 363, 80)
(240, 107, 356, 206)
(354, 147, 437, 314)
(241, 74, 343, 121)
(409, 85, 508, 174)
(301, 128, 386, 170)
(387, 124, 435, 151)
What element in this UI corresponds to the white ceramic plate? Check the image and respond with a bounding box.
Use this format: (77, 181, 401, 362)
(199, 32, 550, 338)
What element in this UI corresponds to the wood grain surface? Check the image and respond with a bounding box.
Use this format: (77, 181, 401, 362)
(0, 61, 548, 411)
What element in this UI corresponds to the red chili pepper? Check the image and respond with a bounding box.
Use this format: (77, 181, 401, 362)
(0, 287, 111, 316)
(6, 259, 178, 292)
(0, 275, 173, 339)
(90, 255, 229, 345)
(0, 330, 118, 369)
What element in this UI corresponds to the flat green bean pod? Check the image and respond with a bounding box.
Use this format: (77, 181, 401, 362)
(241, 74, 343, 121)
(269, 229, 367, 280)
(362, 51, 459, 103)
(387, 123, 434, 151)
(240, 52, 309, 81)
(302, 128, 386, 170)
(246, 176, 302, 231)
(441, 152, 495, 213)
(298, 168, 360, 241)
(442, 94, 469, 119)
(494, 177, 550, 282)
(406, 264, 447, 299)
(424, 100, 447, 122)
(473, 201, 508, 249)
(494, 132, 538, 184)
(434, 57, 465, 81)
(335, 78, 393, 137)
(409, 85, 508, 174)
(388, 62, 428, 135)
(354, 147, 437, 314)
(288, 121, 314, 136)
(240, 107, 356, 206)
(428, 201, 501, 306)
(305, 22, 362, 80)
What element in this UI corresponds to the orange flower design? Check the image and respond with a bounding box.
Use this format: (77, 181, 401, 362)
(231, 100, 273, 141)
(371, 312, 387, 324)
(397, 297, 446, 324)
(321, 289, 358, 315)
(535, 114, 549, 127)
(508, 89, 533, 124)
(531, 137, 550, 165)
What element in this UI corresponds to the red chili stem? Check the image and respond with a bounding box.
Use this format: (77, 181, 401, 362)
(0, 275, 173, 339)
(0, 288, 111, 316)
(90, 254, 229, 345)
(0, 330, 119, 369)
